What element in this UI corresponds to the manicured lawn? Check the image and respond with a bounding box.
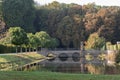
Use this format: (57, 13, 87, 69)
(0, 52, 45, 71)
(0, 71, 120, 80)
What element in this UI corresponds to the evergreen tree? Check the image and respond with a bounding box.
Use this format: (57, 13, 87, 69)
(2, 0, 35, 32)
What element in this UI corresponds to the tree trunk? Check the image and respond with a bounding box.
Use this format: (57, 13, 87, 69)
(25, 48, 27, 52)
(32, 48, 34, 52)
(29, 48, 31, 52)
(16, 46, 18, 53)
(36, 47, 38, 52)
(20, 46, 22, 53)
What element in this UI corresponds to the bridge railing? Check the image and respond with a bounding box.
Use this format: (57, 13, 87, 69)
(41, 48, 80, 51)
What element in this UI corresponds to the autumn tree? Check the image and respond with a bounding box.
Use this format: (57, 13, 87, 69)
(85, 32, 106, 50)
(84, 13, 103, 34)
(97, 7, 119, 43)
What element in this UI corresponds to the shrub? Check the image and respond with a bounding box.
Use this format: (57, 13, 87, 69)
(85, 64, 105, 74)
(0, 45, 16, 53)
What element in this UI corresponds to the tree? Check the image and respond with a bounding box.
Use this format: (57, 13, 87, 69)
(57, 16, 73, 48)
(46, 38, 59, 48)
(56, 14, 85, 48)
(97, 7, 119, 43)
(35, 31, 58, 48)
(47, 1, 60, 10)
(27, 33, 40, 51)
(0, 0, 2, 17)
(2, 0, 35, 32)
(84, 13, 103, 34)
(85, 32, 106, 50)
(34, 8, 49, 32)
(8, 27, 28, 52)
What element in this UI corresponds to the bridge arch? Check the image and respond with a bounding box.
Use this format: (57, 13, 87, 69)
(58, 53, 68, 61)
(72, 52, 80, 62)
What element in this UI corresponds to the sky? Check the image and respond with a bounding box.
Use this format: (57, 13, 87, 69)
(34, 0, 120, 6)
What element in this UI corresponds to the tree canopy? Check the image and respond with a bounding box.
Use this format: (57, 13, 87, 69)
(2, 0, 35, 32)
(27, 33, 40, 49)
(35, 31, 58, 48)
(0, 27, 58, 51)
(8, 27, 28, 46)
(34, 2, 120, 48)
(85, 32, 106, 50)
(1, 1, 120, 48)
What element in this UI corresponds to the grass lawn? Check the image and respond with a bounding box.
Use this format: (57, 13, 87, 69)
(0, 52, 45, 71)
(0, 71, 120, 80)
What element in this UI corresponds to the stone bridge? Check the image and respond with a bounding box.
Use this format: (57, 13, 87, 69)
(38, 49, 117, 73)
(39, 49, 108, 63)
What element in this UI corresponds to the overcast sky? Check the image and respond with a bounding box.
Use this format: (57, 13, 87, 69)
(34, 0, 120, 6)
